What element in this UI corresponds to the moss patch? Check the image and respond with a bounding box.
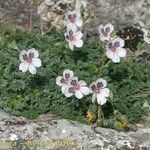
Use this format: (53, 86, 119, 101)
(0, 26, 149, 127)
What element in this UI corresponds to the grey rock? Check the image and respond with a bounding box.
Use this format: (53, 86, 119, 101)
(84, 0, 150, 42)
(0, 110, 149, 150)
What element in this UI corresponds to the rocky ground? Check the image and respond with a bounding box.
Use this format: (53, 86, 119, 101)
(85, 0, 150, 41)
(0, 110, 149, 150)
(0, 0, 150, 149)
(0, 0, 40, 29)
(0, 0, 150, 33)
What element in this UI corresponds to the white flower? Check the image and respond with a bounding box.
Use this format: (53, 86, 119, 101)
(98, 23, 114, 41)
(106, 37, 127, 63)
(9, 133, 18, 141)
(81, 0, 88, 8)
(56, 69, 74, 93)
(142, 28, 150, 44)
(64, 77, 89, 99)
(19, 48, 42, 74)
(89, 78, 110, 105)
(76, 0, 87, 9)
(65, 27, 83, 50)
(65, 10, 83, 28)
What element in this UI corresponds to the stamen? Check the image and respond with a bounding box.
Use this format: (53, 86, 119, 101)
(65, 73, 70, 79)
(68, 13, 77, 23)
(114, 41, 120, 48)
(69, 87, 75, 93)
(108, 43, 113, 49)
(91, 85, 96, 91)
(101, 28, 107, 37)
(97, 82, 103, 89)
(66, 30, 75, 41)
(23, 52, 34, 63)
(109, 41, 120, 52)
(69, 30, 74, 36)
(71, 80, 77, 86)
(105, 27, 110, 33)
(60, 78, 65, 83)
(23, 54, 28, 61)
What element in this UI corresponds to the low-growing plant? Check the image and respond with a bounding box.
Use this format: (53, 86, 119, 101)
(0, 25, 149, 130)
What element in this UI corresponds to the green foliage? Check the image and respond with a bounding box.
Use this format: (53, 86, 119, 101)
(0, 26, 149, 127)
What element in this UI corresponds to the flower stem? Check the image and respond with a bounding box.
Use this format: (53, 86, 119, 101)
(99, 60, 111, 73)
(98, 104, 105, 121)
(98, 105, 101, 121)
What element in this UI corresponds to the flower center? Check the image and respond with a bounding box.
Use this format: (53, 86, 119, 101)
(108, 41, 120, 52)
(23, 53, 34, 63)
(66, 30, 76, 41)
(69, 87, 75, 94)
(101, 27, 110, 37)
(60, 78, 67, 84)
(91, 82, 103, 93)
(70, 80, 80, 90)
(97, 82, 103, 89)
(65, 73, 70, 79)
(91, 85, 96, 91)
(68, 14, 77, 23)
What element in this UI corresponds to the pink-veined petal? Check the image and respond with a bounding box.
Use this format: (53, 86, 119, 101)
(74, 39, 83, 48)
(98, 24, 104, 34)
(27, 48, 39, 58)
(97, 94, 107, 105)
(75, 10, 81, 19)
(111, 55, 121, 63)
(113, 37, 125, 48)
(75, 90, 83, 99)
(66, 23, 77, 32)
(63, 69, 74, 79)
(80, 86, 89, 95)
(78, 80, 87, 86)
(97, 93, 103, 101)
(75, 0, 82, 9)
(105, 23, 114, 34)
(82, 0, 87, 8)
(72, 76, 78, 80)
(92, 93, 96, 103)
(56, 76, 64, 87)
(19, 50, 27, 61)
(63, 86, 73, 97)
(29, 64, 37, 74)
(68, 42, 74, 50)
(64, 90, 73, 98)
(96, 78, 107, 88)
(19, 62, 29, 72)
(75, 19, 83, 27)
(116, 48, 127, 58)
(64, 32, 67, 38)
(106, 49, 114, 59)
(89, 82, 96, 93)
(32, 58, 42, 68)
(100, 88, 110, 97)
(76, 31, 83, 39)
(61, 85, 69, 94)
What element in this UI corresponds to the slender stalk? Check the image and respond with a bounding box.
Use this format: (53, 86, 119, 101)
(98, 104, 105, 121)
(98, 105, 101, 121)
(99, 60, 111, 73)
(40, 18, 44, 35)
